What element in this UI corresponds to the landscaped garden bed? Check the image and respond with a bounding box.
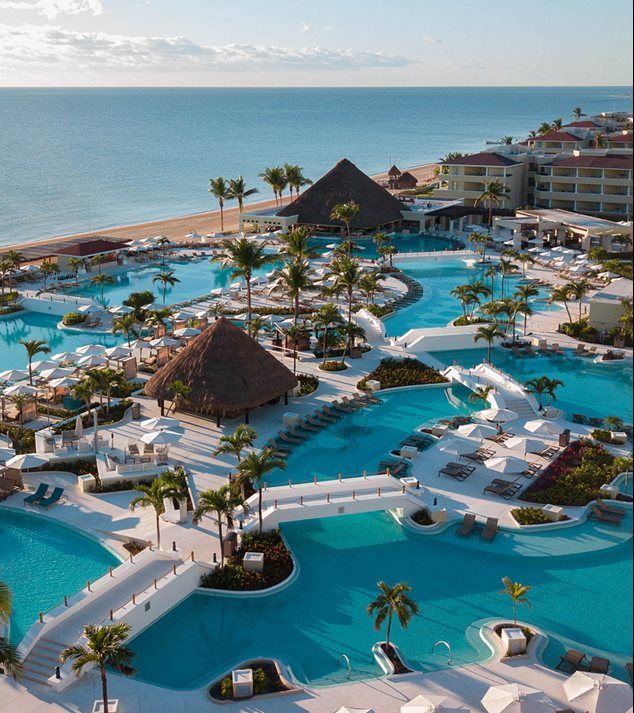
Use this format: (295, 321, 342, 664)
(319, 360, 348, 372)
(519, 439, 632, 506)
(379, 642, 412, 674)
(297, 373, 319, 395)
(511, 507, 569, 526)
(411, 508, 434, 526)
(357, 357, 448, 391)
(209, 660, 292, 701)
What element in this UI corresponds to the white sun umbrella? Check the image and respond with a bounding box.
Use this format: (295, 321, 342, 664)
(334, 708, 375, 713)
(194, 310, 209, 319)
(437, 435, 477, 455)
(31, 359, 58, 373)
(209, 288, 223, 296)
(0, 369, 29, 383)
(484, 455, 529, 474)
(105, 345, 132, 360)
(20, 263, 40, 273)
(0, 447, 16, 464)
(109, 304, 133, 315)
(48, 376, 79, 389)
(77, 354, 108, 368)
(78, 303, 105, 315)
(230, 280, 244, 289)
(74, 415, 84, 438)
(251, 275, 267, 286)
(563, 671, 633, 713)
(149, 336, 180, 348)
(481, 683, 557, 713)
(476, 408, 519, 423)
(6, 453, 48, 470)
(140, 430, 181, 446)
(457, 423, 498, 439)
(4, 383, 38, 397)
(51, 351, 79, 364)
(170, 311, 190, 321)
(524, 419, 564, 436)
(39, 367, 74, 381)
(76, 343, 107, 356)
(504, 436, 545, 454)
(401, 694, 469, 713)
(140, 416, 180, 431)
(174, 327, 200, 338)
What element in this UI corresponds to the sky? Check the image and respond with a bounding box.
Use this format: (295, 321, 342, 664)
(0, 0, 632, 87)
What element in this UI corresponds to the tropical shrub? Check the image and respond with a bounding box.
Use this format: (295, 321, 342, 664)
(62, 312, 88, 326)
(297, 373, 318, 395)
(411, 509, 434, 526)
(511, 507, 550, 525)
(0, 291, 19, 306)
(366, 304, 394, 318)
(0, 423, 36, 453)
(591, 429, 616, 444)
(320, 360, 348, 372)
(357, 357, 448, 390)
(0, 304, 23, 315)
(453, 315, 490, 326)
(558, 317, 599, 343)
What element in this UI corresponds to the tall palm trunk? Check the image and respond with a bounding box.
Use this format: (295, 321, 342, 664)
(100, 666, 109, 713)
(322, 327, 329, 365)
(258, 484, 263, 535)
(246, 278, 252, 323)
(385, 613, 393, 648)
(217, 515, 224, 567)
(155, 512, 161, 549)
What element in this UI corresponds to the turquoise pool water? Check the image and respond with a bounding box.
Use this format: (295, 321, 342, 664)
(0, 508, 119, 643)
(384, 257, 560, 338)
(309, 233, 463, 260)
(430, 347, 633, 422)
(70, 256, 280, 308)
(129, 509, 632, 690)
(1, 311, 120, 372)
(268, 384, 475, 486)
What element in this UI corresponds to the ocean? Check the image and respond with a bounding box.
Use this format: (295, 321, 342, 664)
(0, 86, 631, 248)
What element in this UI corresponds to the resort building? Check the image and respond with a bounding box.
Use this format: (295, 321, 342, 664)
(49, 237, 131, 273)
(589, 277, 634, 331)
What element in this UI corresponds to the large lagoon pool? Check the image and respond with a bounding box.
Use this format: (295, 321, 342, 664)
(129, 509, 632, 690)
(384, 257, 560, 338)
(310, 233, 463, 260)
(430, 347, 633, 422)
(0, 508, 119, 642)
(269, 384, 475, 486)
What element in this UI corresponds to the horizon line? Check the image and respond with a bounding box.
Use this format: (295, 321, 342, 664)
(0, 84, 632, 91)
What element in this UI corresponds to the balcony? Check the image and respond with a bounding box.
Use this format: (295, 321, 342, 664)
(552, 168, 577, 178)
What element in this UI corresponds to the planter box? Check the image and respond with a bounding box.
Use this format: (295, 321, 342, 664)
(92, 701, 119, 713)
(500, 627, 526, 656)
(243, 551, 264, 573)
(366, 379, 381, 392)
(232, 669, 253, 699)
(542, 504, 564, 522)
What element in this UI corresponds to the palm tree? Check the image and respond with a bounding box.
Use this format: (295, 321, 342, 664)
(19, 338, 50, 385)
(145, 307, 171, 338)
(9, 394, 29, 425)
(549, 285, 573, 323)
(167, 379, 191, 414)
(0, 581, 21, 679)
(499, 576, 531, 627)
(474, 323, 505, 362)
(68, 257, 85, 285)
(152, 270, 180, 305)
(366, 581, 419, 649)
(359, 272, 384, 305)
(129, 476, 182, 549)
(112, 313, 138, 347)
(499, 257, 515, 298)
(228, 176, 258, 213)
(60, 623, 133, 713)
(0, 257, 13, 294)
(476, 180, 508, 227)
(212, 238, 275, 322)
(618, 297, 633, 339)
(40, 258, 59, 290)
(572, 107, 585, 121)
(192, 485, 244, 566)
(90, 254, 109, 273)
(238, 449, 286, 534)
(565, 279, 591, 321)
(330, 201, 360, 244)
(72, 377, 94, 411)
(594, 132, 605, 149)
(468, 231, 489, 261)
(123, 290, 155, 320)
(6, 249, 24, 271)
(214, 424, 257, 467)
(500, 136, 513, 145)
(283, 164, 312, 199)
(208, 176, 231, 231)
(378, 243, 398, 269)
(91, 272, 115, 303)
(514, 284, 539, 332)
(341, 322, 366, 364)
(247, 314, 267, 341)
(278, 225, 316, 261)
(271, 259, 313, 323)
(525, 376, 563, 411)
(484, 264, 497, 295)
(155, 236, 171, 265)
(313, 303, 345, 365)
(516, 252, 535, 277)
(551, 118, 563, 130)
(451, 284, 476, 321)
(259, 166, 287, 205)
(86, 368, 123, 414)
(468, 385, 494, 405)
(326, 256, 362, 361)
(538, 121, 553, 135)
(283, 323, 305, 374)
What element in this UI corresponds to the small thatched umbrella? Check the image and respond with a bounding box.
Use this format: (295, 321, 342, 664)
(144, 317, 298, 425)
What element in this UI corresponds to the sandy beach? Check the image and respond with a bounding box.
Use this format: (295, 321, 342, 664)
(2, 163, 437, 257)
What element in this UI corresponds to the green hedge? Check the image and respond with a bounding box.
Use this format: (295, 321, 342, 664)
(319, 360, 348, 372)
(297, 373, 319, 395)
(0, 304, 24, 316)
(511, 507, 550, 525)
(0, 291, 19, 306)
(558, 317, 599, 344)
(62, 312, 88, 326)
(357, 357, 448, 390)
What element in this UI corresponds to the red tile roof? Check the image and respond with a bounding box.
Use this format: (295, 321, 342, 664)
(529, 131, 587, 143)
(606, 132, 633, 143)
(562, 121, 601, 128)
(55, 239, 129, 257)
(550, 155, 633, 170)
(442, 152, 519, 167)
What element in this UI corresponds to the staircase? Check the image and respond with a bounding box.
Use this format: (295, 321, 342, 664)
(504, 396, 536, 420)
(21, 637, 70, 685)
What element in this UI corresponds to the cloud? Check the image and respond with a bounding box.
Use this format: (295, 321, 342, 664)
(299, 22, 312, 33)
(0, 23, 416, 74)
(422, 35, 442, 44)
(0, 0, 102, 18)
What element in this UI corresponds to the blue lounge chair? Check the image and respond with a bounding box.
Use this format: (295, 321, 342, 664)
(23, 483, 49, 505)
(37, 486, 64, 508)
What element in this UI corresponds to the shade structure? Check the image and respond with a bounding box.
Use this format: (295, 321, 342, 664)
(563, 671, 633, 713)
(77, 354, 108, 368)
(48, 376, 79, 389)
(401, 694, 470, 712)
(139, 430, 181, 445)
(51, 351, 79, 364)
(149, 336, 180, 348)
(109, 305, 133, 314)
(76, 344, 107, 356)
(31, 360, 58, 373)
(78, 303, 105, 315)
(141, 416, 180, 431)
(74, 415, 84, 437)
(105, 345, 132, 359)
(0, 369, 29, 383)
(170, 311, 190, 321)
(174, 327, 201, 338)
(145, 316, 298, 418)
(6, 453, 48, 470)
(0, 447, 17, 463)
(504, 436, 545, 454)
(39, 367, 75, 381)
(4, 383, 38, 396)
(437, 435, 477, 455)
(481, 684, 557, 713)
(457, 423, 498, 439)
(476, 408, 519, 423)
(484, 455, 529, 474)
(334, 708, 375, 713)
(524, 419, 564, 436)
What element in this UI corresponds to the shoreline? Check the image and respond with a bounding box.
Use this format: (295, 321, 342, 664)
(0, 162, 437, 257)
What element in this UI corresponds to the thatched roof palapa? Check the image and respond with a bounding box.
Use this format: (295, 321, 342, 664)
(144, 317, 298, 416)
(277, 158, 404, 230)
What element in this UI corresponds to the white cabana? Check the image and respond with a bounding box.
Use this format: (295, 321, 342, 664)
(39, 367, 75, 381)
(51, 351, 79, 364)
(484, 455, 529, 474)
(437, 436, 477, 455)
(0, 369, 29, 383)
(481, 683, 557, 713)
(476, 408, 519, 423)
(139, 430, 181, 446)
(77, 354, 108, 368)
(140, 416, 180, 431)
(76, 344, 107, 356)
(105, 345, 132, 360)
(4, 383, 38, 397)
(504, 436, 545, 454)
(6, 453, 48, 470)
(149, 336, 180, 348)
(174, 327, 201, 338)
(524, 419, 564, 436)
(401, 694, 469, 712)
(457, 423, 498, 439)
(563, 672, 632, 713)
(78, 304, 106, 315)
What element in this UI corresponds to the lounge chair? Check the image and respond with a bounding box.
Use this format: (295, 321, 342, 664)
(306, 416, 328, 429)
(143, 443, 155, 455)
(297, 419, 320, 433)
(520, 463, 541, 478)
(38, 486, 64, 508)
(379, 460, 409, 476)
(462, 447, 495, 463)
(287, 428, 310, 441)
(438, 467, 469, 482)
(456, 513, 478, 537)
(23, 483, 49, 505)
(523, 344, 537, 356)
(480, 517, 499, 542)
(539, 343, 554, 355)
(484, 480, 521, 500)
(340, 396, 364, 410)
(537, 446, 559, 459)
(485, 431, 514, 444)
(401, 434, 431, 450)
(556, 649, 586, 672)
(446, 462, 476, 474)
(551, 343, 565, 355)
(276, 432, 303, 445)
(572, 414, 587, 424)
(319, 406, 342, 420)
(588, 656, 610, 674)
(627, 662, 633, 684)
(596, 499, 626, 520)
(574, 344, 591, 357)
(589, 504, 622, 525)
(128, 442, 140, 457)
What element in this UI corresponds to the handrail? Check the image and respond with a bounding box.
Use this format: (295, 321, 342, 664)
(432, 639, 454, 663)
(337, 653, 351, 679)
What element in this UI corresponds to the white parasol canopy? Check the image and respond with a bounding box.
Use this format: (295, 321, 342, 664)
(51, 351, 79, 364)
(31, 360, 58, 373)
(6, 453, 48, 470)
(563, 671, 633, 713)
(140, 430, 181, 445)
(504, 436, 545, 454)
(76, 344, 107, 356)
(48, 376, 79, 389)
(476, 408, 519, 423)
(437, 435, 477, 455)
(170, 311, 190, 321)
(140, 416, 180, 431)
(524, 419, 564, 436)
(334, 708, 375, 713)
(0, 447, 17, 463)
(174, 327, 201, 338)
(78, 304, 106, 315)
(484, 455, 529, 474)
(4, 383, 38, 396)
(0, 369, 29, 383)
(401, 693, 470, 712)
(109, 305, 133, 314)
(105, 345, 132, 360)
(149, 336, 180, 348)
(457, 423, 498, 439)
(39, 367, 75, 381)
(77, 354, 108, 368)
(481, 683, 557, 713)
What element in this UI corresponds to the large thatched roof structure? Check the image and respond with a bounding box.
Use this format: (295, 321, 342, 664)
(144, 317, 297, 419)
(277, 158, 404, 231)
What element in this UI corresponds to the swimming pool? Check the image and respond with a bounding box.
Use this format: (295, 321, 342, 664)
(269, 384, 475, 486)
(0, 311, 121, 372)
(430, 347, 633, 422)
(0, 508, 119, 643)
(129, 509, 632, 690)
(384, 257, 560, 338)
(310, 233, 463, 260)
